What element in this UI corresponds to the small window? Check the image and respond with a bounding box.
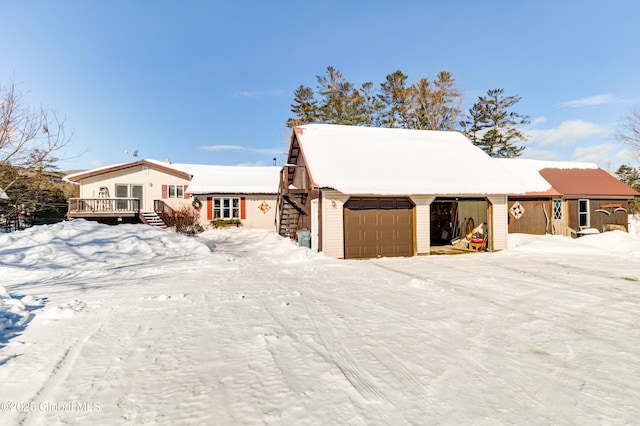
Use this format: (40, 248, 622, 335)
(168, 185, 183, 198)
(553, 199, 562, 220)
(578, 199, 589, 227)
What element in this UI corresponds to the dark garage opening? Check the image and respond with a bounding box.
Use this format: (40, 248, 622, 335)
(431, 197, 489, 249)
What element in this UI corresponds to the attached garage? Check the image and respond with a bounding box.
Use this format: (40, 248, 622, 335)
(281, 124, 524, 259)
(343, 197, 414, 259)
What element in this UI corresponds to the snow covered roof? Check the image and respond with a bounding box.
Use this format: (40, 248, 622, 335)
(63, 159, 281, 195)
(174, 164, 281, 195)
(292, 124, 531, 195)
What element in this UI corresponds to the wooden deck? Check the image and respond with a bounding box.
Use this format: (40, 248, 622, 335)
(67, 198, 140, 219)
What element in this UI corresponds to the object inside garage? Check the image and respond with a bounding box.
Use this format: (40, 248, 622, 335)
(430, 198, 489, 251)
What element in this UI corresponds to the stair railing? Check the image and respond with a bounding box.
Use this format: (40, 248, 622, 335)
(154, 200, 176, 228)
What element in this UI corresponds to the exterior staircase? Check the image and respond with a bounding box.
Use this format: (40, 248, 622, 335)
(141, 211, 168, 228)
(276, 136, 310, 240)
(278, 193, 308, 239)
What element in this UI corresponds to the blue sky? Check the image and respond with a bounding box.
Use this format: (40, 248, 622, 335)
(1, 1, 639, 172)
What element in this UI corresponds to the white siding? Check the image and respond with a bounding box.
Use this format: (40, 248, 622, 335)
(202, 194, 277, 230)
(242, 195, 277, 229)
(78, 166, 191, 213)
(410, 195, 435, 255)
(320, 189, 350, 259)
(487, 194, 508, 251)
(311, 199, 319, 252)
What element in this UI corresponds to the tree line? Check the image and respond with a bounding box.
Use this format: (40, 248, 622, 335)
(287, 66, 529, 158)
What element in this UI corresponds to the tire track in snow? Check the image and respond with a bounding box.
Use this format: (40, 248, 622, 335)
(371, 260, 638, 354)
(262, 294, 386, 403)
(17, 320, 104, 426)
(370, 258, 640, 422)
(303, 298, 384, 402)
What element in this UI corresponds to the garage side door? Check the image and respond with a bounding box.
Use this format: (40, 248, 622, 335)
(344, 197, 413, 259)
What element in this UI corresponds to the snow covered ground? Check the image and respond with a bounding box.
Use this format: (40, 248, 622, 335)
(0, 219, 639, 425)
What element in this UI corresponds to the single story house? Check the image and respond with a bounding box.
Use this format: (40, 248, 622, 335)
(496, 159, 640, 237)
(277, 123, 532, 259)
(64, 159, 280, 229)
(179, 163, 280, 229)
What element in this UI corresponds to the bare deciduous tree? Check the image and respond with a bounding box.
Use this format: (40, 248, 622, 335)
(0, 78, 74, 221)
(617, 108, 640, 160)
(1, 79, 72, 186)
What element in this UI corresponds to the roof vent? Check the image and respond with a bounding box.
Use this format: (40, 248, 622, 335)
(164, 158, 172, 164)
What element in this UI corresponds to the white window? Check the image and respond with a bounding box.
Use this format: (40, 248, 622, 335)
(115, 184, 143, 210)
(578, 199, 589, 227)
(168, 185, 183, 198)
(213, 197, 239, 219)
(553, 199, 562, 220)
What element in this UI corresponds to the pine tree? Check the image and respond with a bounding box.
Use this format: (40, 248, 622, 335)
(615, 164, 640, 188)
(378, 70, 411, 128)
(430, 71, 463, 130)
(286, 85, 319, 127)
(409, 71, 462, 130)
(460, 88, 528, 158)
(359, 81, 381, 127)
(615, 164, 640, 214)
(288, 67, 464, 131)
(316, 66, 354, 125)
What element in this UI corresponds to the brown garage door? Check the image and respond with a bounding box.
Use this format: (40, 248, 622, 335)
(344, 197, 414, 259)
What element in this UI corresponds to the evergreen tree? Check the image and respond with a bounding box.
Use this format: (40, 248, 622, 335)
(316, 66, 354, 125)
(286, 85, 319, 127)
(460, 88, 528, 158)
(458, 97, 486, 146)
(359, 81, 382, 127)
(615, 164, 640, 214)
(615, 164, 640, 187)
(288, 67, 464, 131)
(378, 70, 411, 128)
(409, 71, 462, 130)
(430, 71, 463, 130)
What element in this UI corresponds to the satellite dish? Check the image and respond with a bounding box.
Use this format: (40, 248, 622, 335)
(125, 149, 139, 159)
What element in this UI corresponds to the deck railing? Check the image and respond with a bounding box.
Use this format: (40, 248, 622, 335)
(279, 165, 309, 195)
(68, 198, 141, 214)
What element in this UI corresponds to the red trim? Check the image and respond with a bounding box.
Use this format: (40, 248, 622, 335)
(207, 198, 212, 221)
(240, 197, 246, 219)
(293, 127, 317, 189)
(65, 159, 192, 182)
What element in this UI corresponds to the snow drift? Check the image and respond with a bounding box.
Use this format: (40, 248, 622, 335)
(0, 219, 638, 424)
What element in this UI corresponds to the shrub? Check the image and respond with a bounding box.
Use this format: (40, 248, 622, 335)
(171, 205, 201, 235)
(210, 218, 242, 228)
